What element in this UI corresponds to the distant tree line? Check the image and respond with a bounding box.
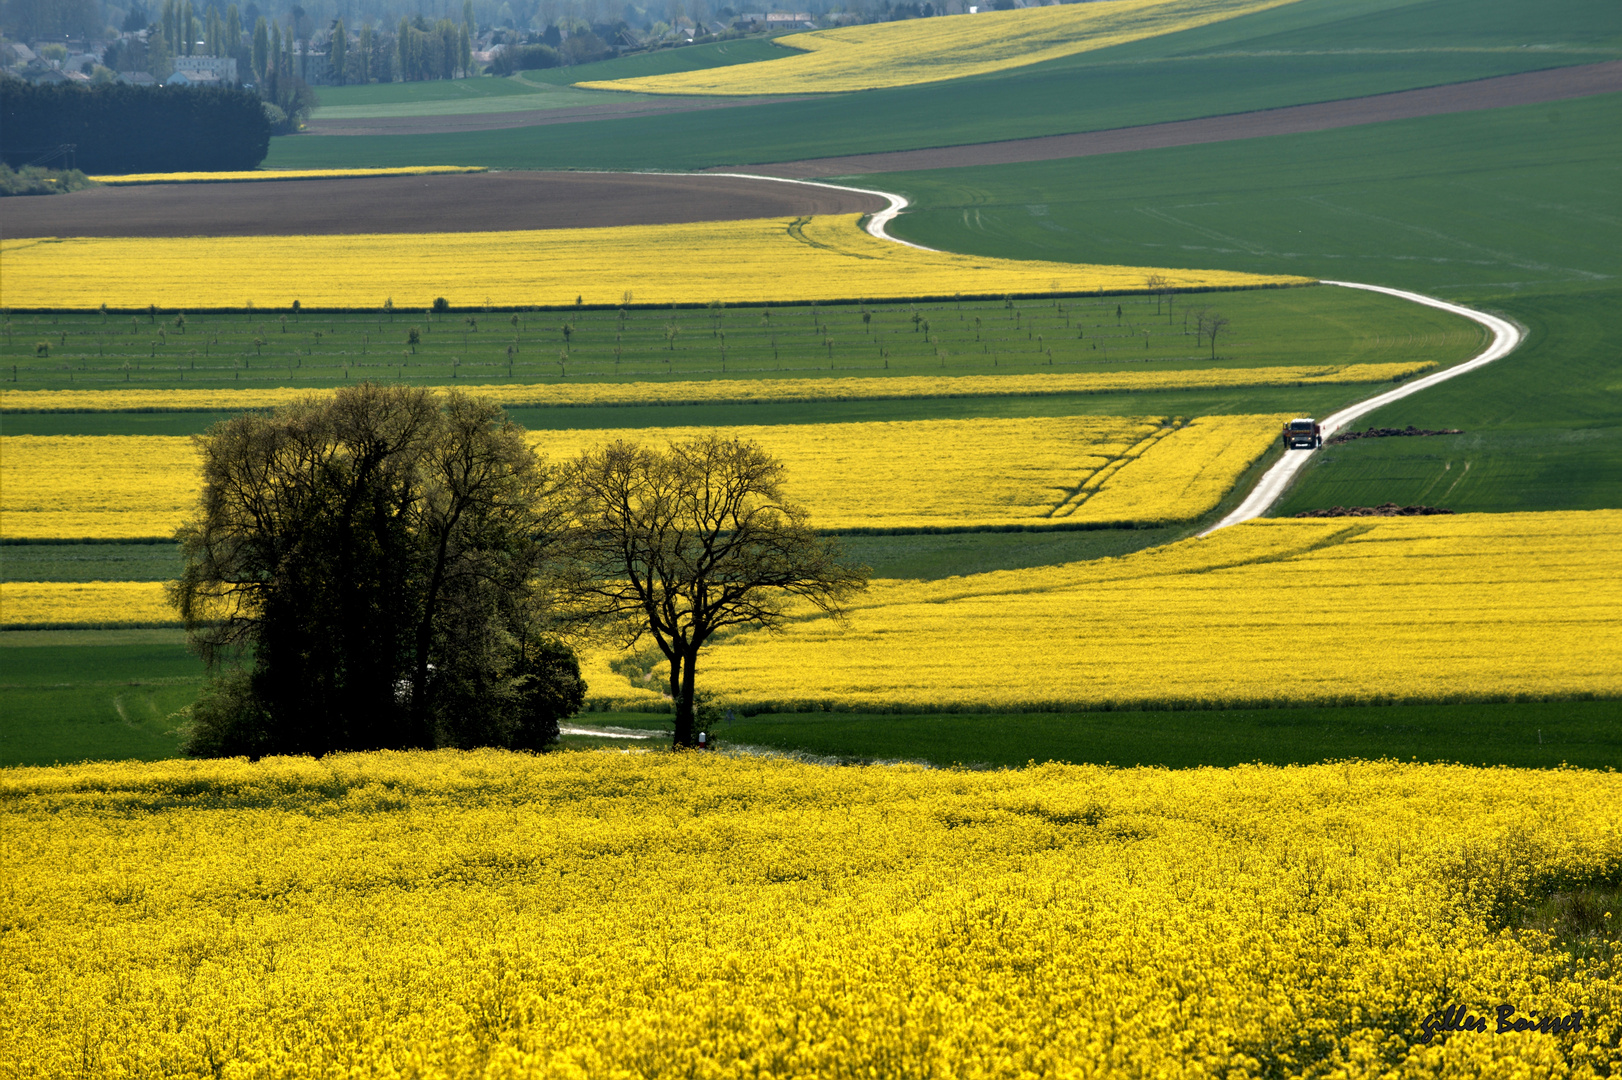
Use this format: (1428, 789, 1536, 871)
(0, 82, 270, 173)
(0, 0, 101, 41)
(395, 14, 472, 82)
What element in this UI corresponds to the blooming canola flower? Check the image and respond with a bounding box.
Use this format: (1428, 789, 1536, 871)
(0, 214, 1308, 310)
(1, 752, 1618, 1077)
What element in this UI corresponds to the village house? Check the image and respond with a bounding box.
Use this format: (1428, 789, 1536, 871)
(173, 55, 238, 82)
(165, 67, 223, 86)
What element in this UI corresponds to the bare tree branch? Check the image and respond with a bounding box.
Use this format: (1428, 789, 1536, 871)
(558, 435, 869, 748)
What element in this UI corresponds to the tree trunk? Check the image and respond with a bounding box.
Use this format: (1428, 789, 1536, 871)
(671, 648, 698, 748)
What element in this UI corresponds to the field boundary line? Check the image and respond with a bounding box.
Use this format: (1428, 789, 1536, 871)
(1198, 282, 1523, 535)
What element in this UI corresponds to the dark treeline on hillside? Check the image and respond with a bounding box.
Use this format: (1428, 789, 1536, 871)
(0, 82, 269, 172)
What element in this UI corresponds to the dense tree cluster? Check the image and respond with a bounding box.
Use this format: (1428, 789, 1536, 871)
(171, 388, 582, 756)
(166, 386, 866, 757)
(486, 41, 559, 73)
(395, 14, 471, 81)
(170, 385, 582, 758)
(0, 82, 270, 173)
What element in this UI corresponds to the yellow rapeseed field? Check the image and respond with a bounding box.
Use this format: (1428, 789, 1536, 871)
(0, 214, 1307, 309)
(0, 361, 1431, 413)
(0, 581, 177, 627)
(2, 752, 1618, 1078)
(692, 510, 1622, 711)
(580, 0, 1299, 95)
(88, 166, 487, 184)
(13, 512, 1619, 710)
(1, 436, 200, 540)
(0, 415, 1281, 539)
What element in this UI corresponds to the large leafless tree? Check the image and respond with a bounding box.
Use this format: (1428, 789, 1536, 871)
(561, 435, 869, 748)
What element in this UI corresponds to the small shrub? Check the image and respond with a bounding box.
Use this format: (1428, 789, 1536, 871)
(0, 164, 96, 197)
(179, 669, 275, 759)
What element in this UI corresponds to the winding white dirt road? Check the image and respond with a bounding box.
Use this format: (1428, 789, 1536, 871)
(714, 175, 1526, 532)
(714, 173, 931, 249)
(1200, 283, 1522, 533)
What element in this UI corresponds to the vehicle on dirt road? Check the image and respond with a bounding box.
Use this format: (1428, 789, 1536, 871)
(1282, 418, 1323, 449)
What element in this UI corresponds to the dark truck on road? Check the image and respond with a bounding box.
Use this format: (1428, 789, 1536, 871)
(1282, 418, 1323, 449)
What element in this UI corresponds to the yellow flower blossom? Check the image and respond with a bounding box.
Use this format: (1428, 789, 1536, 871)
(0, 580, 176, 627)
(0, 214, 1307, 309)
(0, 361, 1430, 413)
(87, 166, 487, 184)
(0, 415, 1282, 540)
(695, 510, 1622, 710)
(1, 436, 201, 540)
(11, 513, 1619, 711)
(1, 752, 1618, 1078)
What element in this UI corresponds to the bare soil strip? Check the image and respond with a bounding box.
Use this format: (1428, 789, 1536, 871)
(304, 94, 802, 136)
(735, 60, 1622, 178)
(4, 171, 887, 239)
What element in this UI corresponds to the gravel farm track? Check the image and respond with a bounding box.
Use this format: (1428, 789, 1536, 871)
(2, 171, 887, 238)
(734, 60, 1622, 177)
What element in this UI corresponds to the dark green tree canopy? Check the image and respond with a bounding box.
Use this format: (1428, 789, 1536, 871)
(170, 383, 578, 758)
(0, 83, 271, 174)
(560, 435, 869, 748)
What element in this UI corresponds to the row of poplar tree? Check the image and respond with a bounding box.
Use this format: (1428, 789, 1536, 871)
(127, 0, 477, 86)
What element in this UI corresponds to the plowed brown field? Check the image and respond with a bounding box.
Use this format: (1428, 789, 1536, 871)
(5, 171, 886, 239)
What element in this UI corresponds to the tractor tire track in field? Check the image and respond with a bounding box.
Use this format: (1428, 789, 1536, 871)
(732, 60, 1622, 178)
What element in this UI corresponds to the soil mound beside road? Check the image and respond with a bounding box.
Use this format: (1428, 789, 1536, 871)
(1327, 425, 1464, 444)
(3, 171, 888, 239)
(1294, 503, 1455, 518)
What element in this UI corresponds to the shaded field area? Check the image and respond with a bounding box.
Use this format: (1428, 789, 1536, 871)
(716, 700, 1622, 770)
(0, 530, 1182, 585)
(4, 171, 886, 239)
(4, 627, 1617, 771)
(747, 60, 1622, 177)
